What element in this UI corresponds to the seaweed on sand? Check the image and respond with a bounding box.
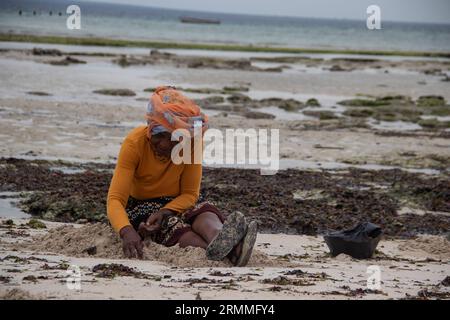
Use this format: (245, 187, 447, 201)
(0, 158, 449, 238)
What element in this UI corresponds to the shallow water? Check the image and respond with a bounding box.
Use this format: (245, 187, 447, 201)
(0, 56, 164, 106)
(249, 106, 312, 121)
(8, 153, 444, 176)
(367, 118, 423, 131)
(2, 0, 450, 52)
(0, 192, 30, 219)
(48, 166, 86, 174)
(420, 115, 450, 122)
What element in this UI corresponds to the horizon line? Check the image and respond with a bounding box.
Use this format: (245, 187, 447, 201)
(8, 0, 450, 26)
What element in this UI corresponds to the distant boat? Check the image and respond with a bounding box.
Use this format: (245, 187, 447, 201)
(179, 16, 221, 25)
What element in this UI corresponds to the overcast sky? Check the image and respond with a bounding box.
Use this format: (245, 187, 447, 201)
(83, 0, 450, 24)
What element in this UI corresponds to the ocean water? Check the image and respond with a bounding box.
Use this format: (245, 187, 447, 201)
(1, 0, 450, 52)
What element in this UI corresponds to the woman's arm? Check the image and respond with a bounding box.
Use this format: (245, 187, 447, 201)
(107, 138, 140, 233)
(163, 163, 202, 213)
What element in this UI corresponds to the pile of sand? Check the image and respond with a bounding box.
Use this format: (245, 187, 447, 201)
(398, 235, 450, 260)
(25, 223, 279, 268)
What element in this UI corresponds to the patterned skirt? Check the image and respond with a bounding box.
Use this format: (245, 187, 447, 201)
(125, 195, 225, 247)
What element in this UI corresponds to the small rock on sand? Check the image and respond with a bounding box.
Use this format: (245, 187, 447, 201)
(243, 111, 276, 119)
(26, 91, 52, 96)
(32, 47, 62, 56)
(93, 89, 136, 96)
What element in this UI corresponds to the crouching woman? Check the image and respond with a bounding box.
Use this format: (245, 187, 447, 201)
(107, 86, 257, 266)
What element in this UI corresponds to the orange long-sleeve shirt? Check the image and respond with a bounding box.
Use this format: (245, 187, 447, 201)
(107, 126, 202, 233)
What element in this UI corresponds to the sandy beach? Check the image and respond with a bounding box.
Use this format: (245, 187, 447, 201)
(0, 39, 449, 300)
(1, 218, 449, 300)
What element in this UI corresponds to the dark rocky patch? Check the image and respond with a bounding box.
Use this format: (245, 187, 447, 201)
(32, 47, 62, 56)
(306, 98, 320, 107)
(0, 158, 449, 238)
(261, 276, 314, 286)
(303, 110, 338, 120)
(209, 270, 233, 277)
(416, 288, 450, 299)
(93, 89, 136, 96)
(343, 108, 374, 118)
(329, 65, 351, 72)
(418, 119, 450, 129)
(26, 91, 52, 96)
(82, 246, 97, 255)
(27, 218, 46, 229)
(416, 96, 446, 107)
(338, 98, 390, 107)
(227, 93, 251, 104)
(92, 263, 161, 280)
(113, 50, 282, 72)
(242, 111, 275, 119)
(48, 56, 87, 66)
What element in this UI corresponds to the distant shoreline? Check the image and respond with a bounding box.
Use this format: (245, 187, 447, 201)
(1, 33, 450, 58)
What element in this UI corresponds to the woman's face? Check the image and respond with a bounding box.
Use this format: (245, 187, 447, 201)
(150, 132, 178, 159)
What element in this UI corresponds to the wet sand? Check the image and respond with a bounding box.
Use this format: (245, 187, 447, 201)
(0, 41, 449, 299)
(0, 218, 449, 300)
(0, 42, 449, 171)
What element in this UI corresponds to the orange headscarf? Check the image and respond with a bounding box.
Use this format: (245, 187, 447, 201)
(145, 86, 208, 138)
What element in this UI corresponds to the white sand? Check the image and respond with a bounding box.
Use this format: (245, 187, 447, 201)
(1, 218, 449, 300)
(0, 43, 449, 300)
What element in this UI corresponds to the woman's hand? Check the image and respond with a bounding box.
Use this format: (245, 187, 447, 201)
(120, 225, 144, 259)
(138, 209, 173, 238)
